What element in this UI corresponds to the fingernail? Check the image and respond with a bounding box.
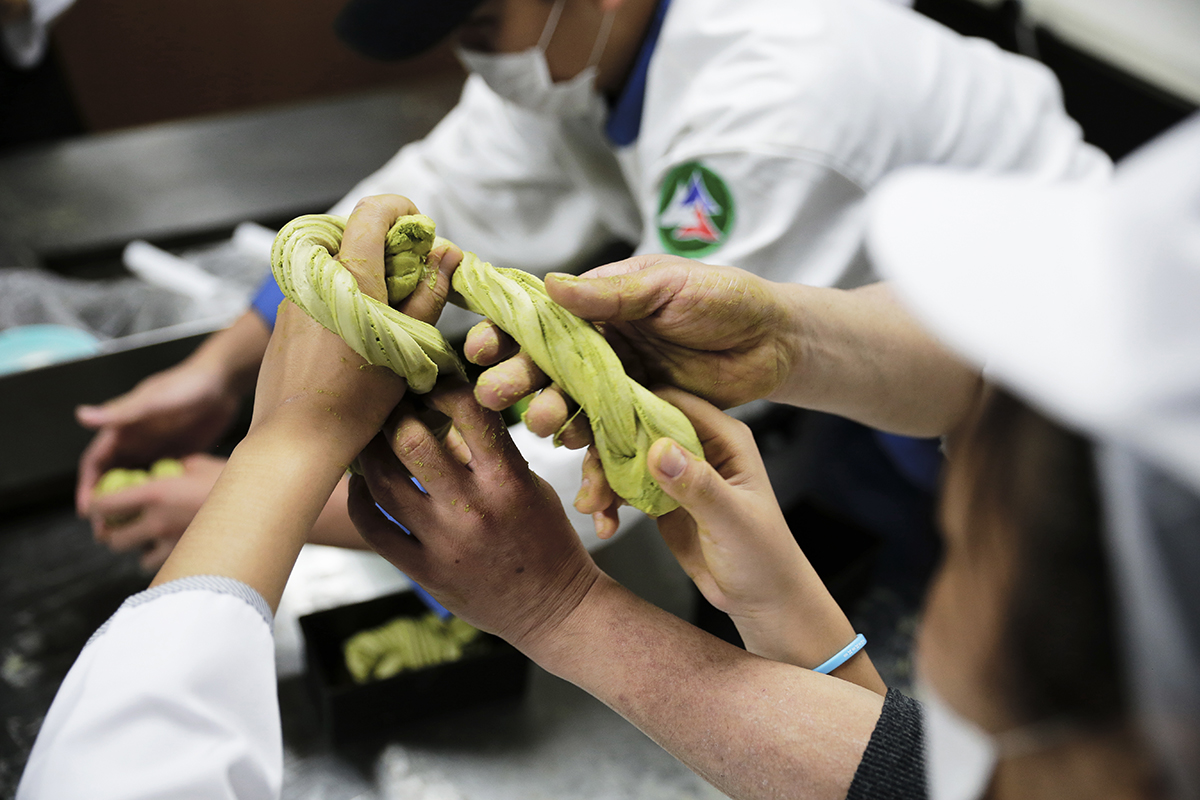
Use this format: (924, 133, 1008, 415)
(657, 442, 687, 479)
(547, 272, 579, 284)
(574, 477, 592, 509)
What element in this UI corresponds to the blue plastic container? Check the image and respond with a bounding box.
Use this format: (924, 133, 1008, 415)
(0, 325, 100, 376)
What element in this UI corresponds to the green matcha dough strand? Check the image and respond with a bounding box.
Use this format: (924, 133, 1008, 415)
(270, 214, 464, 394)
(448, 242, 704, 517)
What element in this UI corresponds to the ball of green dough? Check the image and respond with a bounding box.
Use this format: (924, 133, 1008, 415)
(94, 458, 185, 498)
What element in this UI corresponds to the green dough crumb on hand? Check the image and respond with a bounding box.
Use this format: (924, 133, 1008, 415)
(273, 212, 704, 516)
(343, 612, 482, 684)
(94, 458, 185, 498)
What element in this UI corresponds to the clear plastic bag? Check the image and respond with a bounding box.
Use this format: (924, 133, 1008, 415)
(0, 228, 272, 341)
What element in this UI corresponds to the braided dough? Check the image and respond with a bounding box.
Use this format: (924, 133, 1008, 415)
(451, 248, 704, 516)
(272, 214, 703, 516)
(344, 613, 480, 683)
(270, 214, 464, 394)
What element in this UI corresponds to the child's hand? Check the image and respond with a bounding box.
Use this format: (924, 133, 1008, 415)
(90, 453, 227, 570)
(347, 381, 602, 652)
(251, 195, 462, 464)
(153, 196, 464, 607)
(646, 389, 883, 692)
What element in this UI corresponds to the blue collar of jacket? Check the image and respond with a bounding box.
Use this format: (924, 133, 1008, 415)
(605, 0, 671, 147)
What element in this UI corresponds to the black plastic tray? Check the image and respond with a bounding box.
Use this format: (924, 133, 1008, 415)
(299, 589, 529, 744)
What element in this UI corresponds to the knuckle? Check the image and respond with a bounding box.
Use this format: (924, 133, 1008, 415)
(392, 419, 432, 458)
(728, 416, 754, 443)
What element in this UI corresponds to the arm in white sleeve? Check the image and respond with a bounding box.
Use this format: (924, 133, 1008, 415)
(329, 75, 638, 277)
(2, 0, 74, 68)
(17, 576, 281, 800)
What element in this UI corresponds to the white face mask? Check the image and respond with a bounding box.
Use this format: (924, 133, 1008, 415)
(454, 0, 615, 119)
(918, 678, 999, 800)
(919, 676, 1078, 800)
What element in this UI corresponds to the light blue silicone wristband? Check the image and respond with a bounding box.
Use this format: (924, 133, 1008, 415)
(813, 633, 867, 674)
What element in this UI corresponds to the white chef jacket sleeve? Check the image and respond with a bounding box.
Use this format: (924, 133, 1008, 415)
(328, 75, 635, 277)
(17, 576, 281, 800)
(2, 0, 75, 69)
(638, 0, 1111, 291)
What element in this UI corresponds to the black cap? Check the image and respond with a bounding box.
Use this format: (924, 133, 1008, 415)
(334, 0, 486, 61)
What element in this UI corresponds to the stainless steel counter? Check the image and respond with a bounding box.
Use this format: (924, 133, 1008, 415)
(0, 76, 463, 270)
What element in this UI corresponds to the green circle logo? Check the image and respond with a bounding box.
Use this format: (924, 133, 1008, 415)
(656, 162, 735, 257)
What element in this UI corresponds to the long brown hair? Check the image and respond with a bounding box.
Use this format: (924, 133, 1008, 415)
(959, 388, 1126, 727)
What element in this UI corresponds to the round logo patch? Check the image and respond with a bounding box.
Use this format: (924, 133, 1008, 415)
(656, 162, 735, 257)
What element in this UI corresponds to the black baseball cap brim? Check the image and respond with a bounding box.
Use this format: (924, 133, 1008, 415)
(334, 0, 486, 61)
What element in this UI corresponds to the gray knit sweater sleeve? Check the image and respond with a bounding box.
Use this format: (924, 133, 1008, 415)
(846, 688, 926, 800)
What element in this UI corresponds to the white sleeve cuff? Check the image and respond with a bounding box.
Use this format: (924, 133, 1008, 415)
(18, 575, 282, 800)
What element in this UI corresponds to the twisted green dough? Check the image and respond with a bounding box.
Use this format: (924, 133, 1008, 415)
(449, 244, 704, 517)
(270, 214, 465, 394)
(344, 613, 481, 683)
(273, 213, 703, 516)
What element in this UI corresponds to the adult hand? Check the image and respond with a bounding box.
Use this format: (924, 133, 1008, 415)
(74, 352, 246, 518)
(465, 254, 796, 441)
(89, 454, 226, 571)
(645, 388, 884, 693)
(348, 381, 601, 650)
(351, 392, 886, 800)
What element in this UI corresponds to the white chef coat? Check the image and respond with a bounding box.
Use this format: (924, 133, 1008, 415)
(315, 0, 1115, 538)
(329, 0, 1110, 295)
(17, 576, 281, 800)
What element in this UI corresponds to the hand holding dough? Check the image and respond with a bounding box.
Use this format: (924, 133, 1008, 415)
(451, 249, 704, 516)
(273, 213, 704, 516)
(270, 214, 464, 394)
(94, 458, 185, 498)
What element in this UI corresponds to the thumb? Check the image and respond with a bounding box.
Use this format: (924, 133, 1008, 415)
(75, 404, 109, 429)
(90, 481, 158, 518)
(647, 437, 735, 524)
(338, 195, 422, 304)
(546, 261, 686, 323)
(397, 242, 462, 326)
